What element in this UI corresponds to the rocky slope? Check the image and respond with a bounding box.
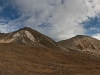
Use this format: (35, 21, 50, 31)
(0, 27, 58, 50)
(58, 35, 100, 55)
(0, 27, 100, 75)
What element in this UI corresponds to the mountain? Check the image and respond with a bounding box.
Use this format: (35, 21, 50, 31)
(0, 27, 58, 50)
(58, 35, 100, 55)
(0, 28, 100, 75)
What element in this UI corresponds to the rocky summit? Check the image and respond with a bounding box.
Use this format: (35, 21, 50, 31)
(0, 27, 100, 75)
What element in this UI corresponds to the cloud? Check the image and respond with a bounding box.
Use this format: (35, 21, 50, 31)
(0, 24, 9, 33)
(1, 0, 100, 41)
(0, 18, 10, 33)
(90, 27, 98, 30)
(89, 27, 100, 32)
(92, 33, 100, 40)
(0, 17, 18, 33)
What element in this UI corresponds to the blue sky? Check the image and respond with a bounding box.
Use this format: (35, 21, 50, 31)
(84, 16, 100, 35)
(0, 0, 100, 41)
(0, 0, 17, 20)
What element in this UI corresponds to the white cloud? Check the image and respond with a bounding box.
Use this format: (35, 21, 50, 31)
(90, 27, 97, 30)
(0, 18, 10, 33)
(89, 27, 100, 32)
(0, 18, 18, 33)
(1, 0, 100, 41)
(0, 24, 9, 33)
(92, 33, 100, 40)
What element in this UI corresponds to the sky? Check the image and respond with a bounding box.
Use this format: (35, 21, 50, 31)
(0, 0, 100, 41)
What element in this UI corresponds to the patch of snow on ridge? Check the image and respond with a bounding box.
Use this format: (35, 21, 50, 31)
(25, 30, 35, 42)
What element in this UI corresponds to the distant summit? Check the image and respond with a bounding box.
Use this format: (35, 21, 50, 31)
(58, 35, 100, 55)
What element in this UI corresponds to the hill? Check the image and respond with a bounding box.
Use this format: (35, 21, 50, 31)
(0, 27, 59, 50)
(58, 35, 100, 55)
(0, 28, 100, 75)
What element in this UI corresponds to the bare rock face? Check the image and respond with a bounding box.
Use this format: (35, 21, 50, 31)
(0, 27, 58, 49)
(58, 35, 100, 55)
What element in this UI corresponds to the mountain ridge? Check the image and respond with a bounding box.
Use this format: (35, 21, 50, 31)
(0, 27, 100, 75)
(0, 27, 59, 50)
(0, 27, 100, 55)
(58, 35, 100, 55)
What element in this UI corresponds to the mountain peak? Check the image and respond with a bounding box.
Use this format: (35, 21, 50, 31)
(20, 27, 33, 30)
(0, 27, 58, 49)
(75, 35, 88, 37)
(58, 35, 100, 55)
(17, 27, 36, 33)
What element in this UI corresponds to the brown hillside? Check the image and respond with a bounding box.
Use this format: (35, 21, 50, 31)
(0, 28, 100, 75)
(58, 35, 100, 55)
(0, 44, 100, 75)
(0, 27, 59, 50)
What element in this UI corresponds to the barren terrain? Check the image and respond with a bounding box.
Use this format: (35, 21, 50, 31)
(0, 27, 100, 75)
